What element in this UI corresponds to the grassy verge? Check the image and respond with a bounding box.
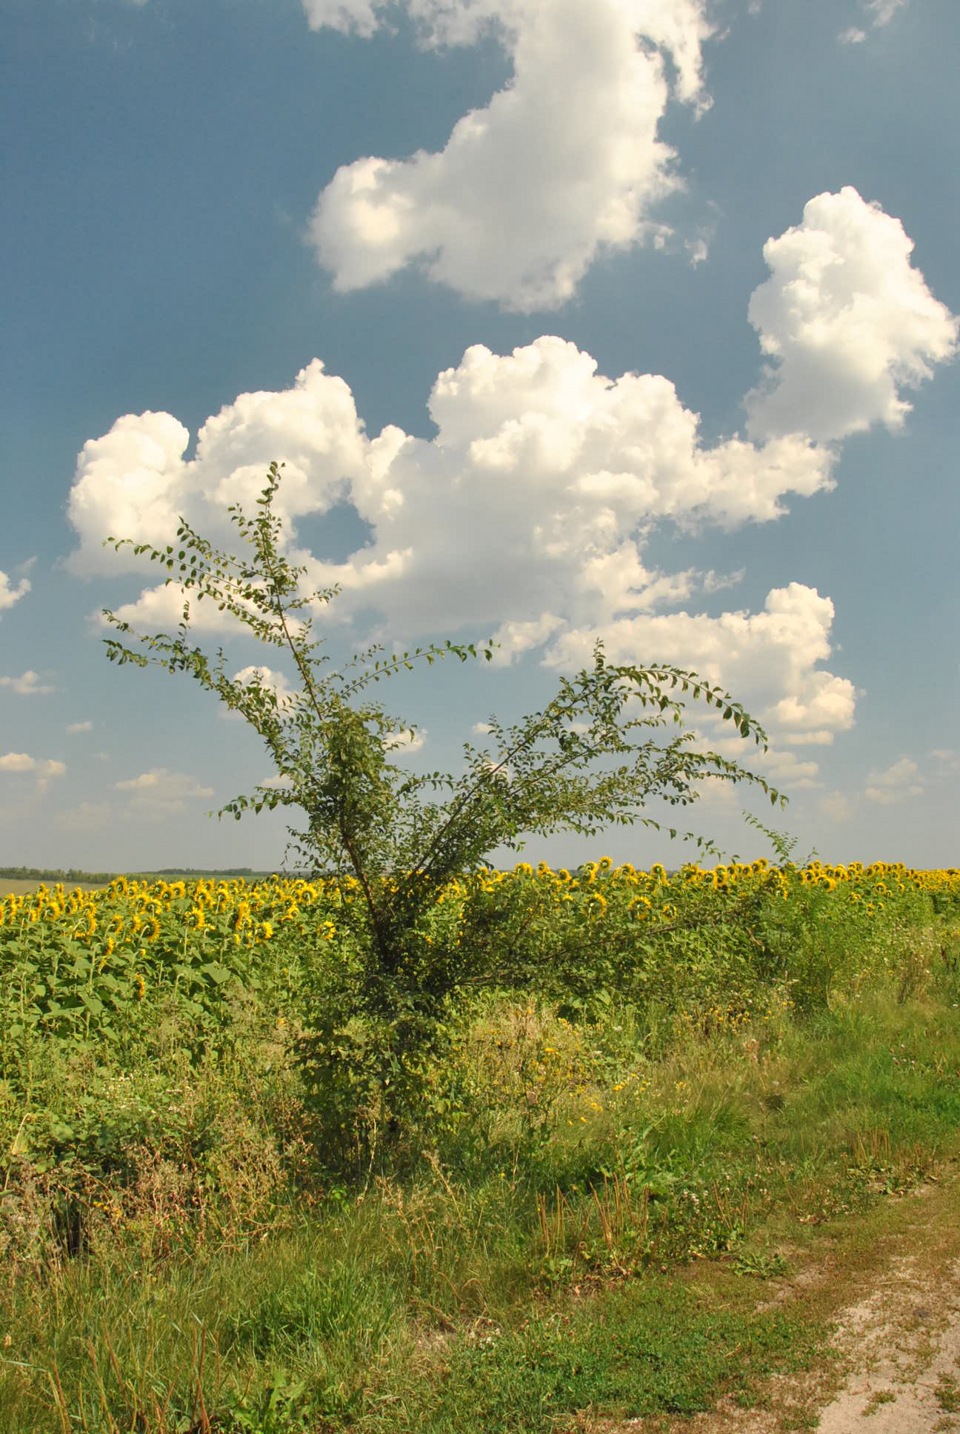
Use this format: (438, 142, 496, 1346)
(3, 981, 960, 1432)
(2, 863, 959, 1430)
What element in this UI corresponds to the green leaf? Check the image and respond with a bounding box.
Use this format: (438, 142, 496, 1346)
(201, 962, 233, 985)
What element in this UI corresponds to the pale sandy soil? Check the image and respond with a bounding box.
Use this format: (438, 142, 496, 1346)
(585, 1169, 960, 1434)
(812, 1251, 960, 1434)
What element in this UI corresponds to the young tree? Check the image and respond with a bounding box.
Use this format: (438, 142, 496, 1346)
(103, 463, 783, 1083)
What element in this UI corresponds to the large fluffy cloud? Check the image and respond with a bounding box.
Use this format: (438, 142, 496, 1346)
(67, 192, 956, 787)
(746, 188, 958, 442)
(70, 346, 847, 778)
(67, 370, 368, 578)
(305, 0, 713, 309)
(546, 583, 857, 752)
(72, 336, 835, 637)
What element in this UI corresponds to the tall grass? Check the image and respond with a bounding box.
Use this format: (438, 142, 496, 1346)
(1, 862, 958, 1430)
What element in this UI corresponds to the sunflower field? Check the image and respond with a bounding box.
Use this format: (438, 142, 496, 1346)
(2, 858, 958, 1239)
(1, 860, 954, 1049)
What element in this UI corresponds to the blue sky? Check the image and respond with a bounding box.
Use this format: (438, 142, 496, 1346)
(1, 0, 957, 872)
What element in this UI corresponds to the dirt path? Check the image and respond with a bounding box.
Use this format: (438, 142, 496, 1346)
(809, 1248, 960, 1433)
(599, 1164, 960, 1433)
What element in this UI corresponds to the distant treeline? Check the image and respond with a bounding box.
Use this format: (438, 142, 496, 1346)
(0, 865, 278, 885)
(145, 867, 273, 878)
(0, 866, 118, 885)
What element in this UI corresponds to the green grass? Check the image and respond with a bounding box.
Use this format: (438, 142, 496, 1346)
(366, 1281, 819, 1432)
(0, 1209, 822, 1434)
(2, 867, 959, 1431)
(3, 983, 960, 1432)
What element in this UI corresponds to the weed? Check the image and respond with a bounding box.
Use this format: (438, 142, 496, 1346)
(936, 1374, 960, 1414)
(734, 1250, 790, 1279)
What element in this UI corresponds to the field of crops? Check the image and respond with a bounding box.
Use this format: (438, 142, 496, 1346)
(2, 859, 959, 1432)
(1, 856, 957, 1208)
(2, 858, 956, 1040)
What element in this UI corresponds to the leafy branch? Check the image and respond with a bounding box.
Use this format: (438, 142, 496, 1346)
(103, 462, 785, 1083)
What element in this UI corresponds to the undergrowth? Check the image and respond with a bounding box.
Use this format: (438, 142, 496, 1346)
(0, 863, 958, 1431)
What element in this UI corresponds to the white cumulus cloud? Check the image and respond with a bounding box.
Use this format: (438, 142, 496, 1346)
(547, 582, 855, 755)
(864, 756, 924, 805)
(385, 727, 428, 754)
(0, 570, 30, 613)
(71, 336, 837, 644)
(0, 752, 65, 776)
(0, 752, 67, 793)
(0, 671, 55, 696)
(67, 194, 957, 797)
(746, 187, 958, 442)
(232, 665, 298, 712)
(68, 363, 368, 578)
(115, 767, 215, 817)
(305, 0, 714, 310)
(865, 0, 908, 23)
(840, 0, 908, 42)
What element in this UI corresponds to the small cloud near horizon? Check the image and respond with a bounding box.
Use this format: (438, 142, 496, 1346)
(0, 671, 55, 696)
(114, 767, 215, 819)
(0, 752, 67, 794)
(864, 756, 924, 806)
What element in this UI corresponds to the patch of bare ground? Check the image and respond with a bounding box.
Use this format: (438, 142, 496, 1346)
(582, 1161, 960, 1434)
